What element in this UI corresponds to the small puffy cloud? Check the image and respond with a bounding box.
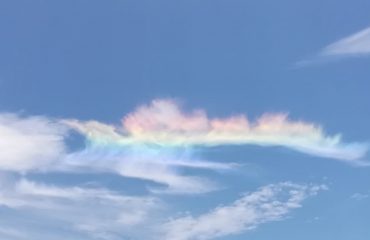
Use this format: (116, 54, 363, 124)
(0, 114, 67, 172)
(321, 26, 370, 57)
(162, 183, 327, 240)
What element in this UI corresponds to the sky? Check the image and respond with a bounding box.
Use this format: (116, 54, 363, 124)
(0, 1, 370, 240)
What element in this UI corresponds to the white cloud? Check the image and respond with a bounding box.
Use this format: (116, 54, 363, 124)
(0, 176, 160, 240)
(162, 183, 327, 240)
(0, 114, 67, 172)
(321, 26, 370, 57)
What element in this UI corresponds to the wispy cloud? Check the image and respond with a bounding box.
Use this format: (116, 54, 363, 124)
(162, 183, 327, 240)
(0, 176, 160, 240)
(296, 25, 370, 66)
(62, 144, 231, 194)
(321, 26, 370, 57)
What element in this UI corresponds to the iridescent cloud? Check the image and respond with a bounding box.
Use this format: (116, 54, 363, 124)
(65, 99, 368, 164)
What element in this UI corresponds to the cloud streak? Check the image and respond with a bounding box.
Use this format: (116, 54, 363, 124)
(321, 26, 370, 57)
(162, 183, 327, 240)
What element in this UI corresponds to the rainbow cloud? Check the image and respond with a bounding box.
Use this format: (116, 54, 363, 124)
(65, 99, 368, 164)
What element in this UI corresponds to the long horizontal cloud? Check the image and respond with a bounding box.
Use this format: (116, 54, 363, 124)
(65, 99, 368, 164)
(162, 183, 327, 240)
(321, 26, 370, 57)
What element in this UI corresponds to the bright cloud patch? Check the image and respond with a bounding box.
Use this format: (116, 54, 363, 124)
(0, 114, 67, 172)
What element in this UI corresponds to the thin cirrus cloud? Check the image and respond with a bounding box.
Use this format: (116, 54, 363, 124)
(62, 140, 229, 194)
(296, 25, 370, 66)
(65, 99, 369, 165)
(162, 183, 327, 240)
(321, 26, 370, 57)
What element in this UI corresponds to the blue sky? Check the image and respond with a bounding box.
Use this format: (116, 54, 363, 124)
(0, 1, 370, 240)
